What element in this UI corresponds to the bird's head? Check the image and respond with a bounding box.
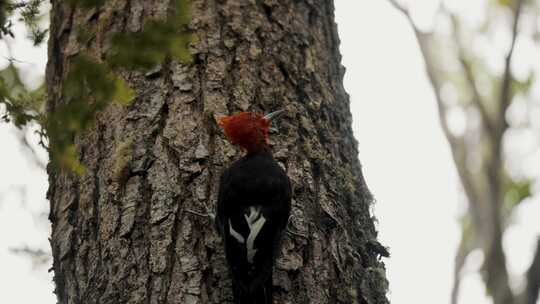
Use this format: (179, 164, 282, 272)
(218, 110, 284, 154)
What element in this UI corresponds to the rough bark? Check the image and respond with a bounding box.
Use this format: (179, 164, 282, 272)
(46, 1, 388, 303)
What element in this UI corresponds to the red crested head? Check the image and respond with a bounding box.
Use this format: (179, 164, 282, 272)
(218, 110, 283, 154)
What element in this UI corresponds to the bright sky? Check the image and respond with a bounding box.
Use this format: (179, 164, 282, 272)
(1, 1, 539, 304)
(335, 2, 466, 302)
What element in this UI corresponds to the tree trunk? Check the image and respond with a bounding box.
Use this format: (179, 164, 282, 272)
(46, 1, 388, 303)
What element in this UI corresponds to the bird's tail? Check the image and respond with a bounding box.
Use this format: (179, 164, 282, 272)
(233, 274, 273, 304)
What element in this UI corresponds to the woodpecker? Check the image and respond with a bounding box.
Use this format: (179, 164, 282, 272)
(216, 110, 292, 304)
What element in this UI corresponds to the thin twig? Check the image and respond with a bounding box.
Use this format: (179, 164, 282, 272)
(499, 0, 524, 136)
(448, 14, 495, 138)
(184, 209, 215, 220)
(387, 0, 409, 17)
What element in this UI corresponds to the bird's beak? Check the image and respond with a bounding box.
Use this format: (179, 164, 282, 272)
(263, 109, 285, 121)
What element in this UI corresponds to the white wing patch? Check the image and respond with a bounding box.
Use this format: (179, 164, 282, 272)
(227, 206, 267, 264)
(228, 220, 245, 244)
(244, 206, 266, 264)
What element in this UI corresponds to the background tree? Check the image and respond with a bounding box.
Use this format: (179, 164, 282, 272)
(45, 0, 389, 303)
(388, 1, 540, 304)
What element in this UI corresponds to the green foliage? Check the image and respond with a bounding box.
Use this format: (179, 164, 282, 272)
(112, 138, 134, 182)
(511, 73, 535, 98)
(75, 25, 93, 44)
(2, 0, 194, 174)
(496, 0, 513, 7)
(0, 0, 47, 45)
(108, 25, 193, 68)
(172, 0, 192, 26)
(0, 64, 44, 127)
(46, 54, 134, 173)
(457, 213, 477, 259)
(0, 0, 16, 38)
(19, 0, 48, 46)
(113, 78, 135, 105)
(504, 178, 532, 210)
(109, 22, 181, 69)
(108, 0, 194, 69)
(0, 0, 47, 128)
(63, 55, 134, 107)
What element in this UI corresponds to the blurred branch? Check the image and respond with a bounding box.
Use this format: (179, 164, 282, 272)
(451, 228, 474, 304)
(387, 2, 516, 304)
(522, 238, 540, 304)
(386, 0, 483, 219)
(448, 14, 495, 139)
(499, 0, 524, 136)
(387, 0, 409, 18)
(480, 4, 524, 303)
(14, 127, 46, 170)
(9, 245, 50, 268)
(387, 1, 453, 140)
(484, 233, 514, 304)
